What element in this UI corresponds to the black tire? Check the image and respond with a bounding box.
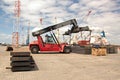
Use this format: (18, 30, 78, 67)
(31, 46, 39, 54)
(63, 47, 71, 53)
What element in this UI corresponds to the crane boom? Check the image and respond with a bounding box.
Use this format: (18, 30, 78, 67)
(32, 19, 78, 36)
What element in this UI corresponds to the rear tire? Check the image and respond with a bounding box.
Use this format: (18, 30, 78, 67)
(63, 47, 71, 53)
(31, 46, 39, 54)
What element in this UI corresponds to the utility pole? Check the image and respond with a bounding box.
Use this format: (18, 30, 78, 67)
(40, 18, 42, 25)
(26, 21, 30, 45)
(55, 17, 60, 41)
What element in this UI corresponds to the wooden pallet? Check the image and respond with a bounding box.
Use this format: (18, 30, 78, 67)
(92, 48, 107, 56)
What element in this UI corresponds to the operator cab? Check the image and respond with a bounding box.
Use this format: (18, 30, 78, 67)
(45, 34, 55, 43)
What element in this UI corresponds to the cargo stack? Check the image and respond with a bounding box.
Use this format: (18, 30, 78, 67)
(10, 52, 35, 72)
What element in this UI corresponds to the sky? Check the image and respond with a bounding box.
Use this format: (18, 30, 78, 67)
(0, 0, 120, 44)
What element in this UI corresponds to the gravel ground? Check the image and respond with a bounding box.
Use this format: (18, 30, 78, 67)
(0, 46, 120, 80)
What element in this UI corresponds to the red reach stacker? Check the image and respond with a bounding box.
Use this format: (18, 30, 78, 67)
(29, 19, 79, 53)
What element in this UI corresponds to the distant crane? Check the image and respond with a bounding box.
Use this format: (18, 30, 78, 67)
(12, 0, 21, 47)
(70, 10, 92, 45)
(81, 10, 92, 22)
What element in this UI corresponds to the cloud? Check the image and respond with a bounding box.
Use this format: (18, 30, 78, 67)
(0, 33, 12, 43)
(69, 3, 80, 10)
(0, 0, 120, 44)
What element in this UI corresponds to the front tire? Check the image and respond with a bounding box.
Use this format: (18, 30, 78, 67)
(31, 46, 39, 54)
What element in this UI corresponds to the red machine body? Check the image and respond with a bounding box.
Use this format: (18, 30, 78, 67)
(29, 36, 67, 52)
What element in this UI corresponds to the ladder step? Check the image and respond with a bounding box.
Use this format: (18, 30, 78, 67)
(11, 62, 31, 67)
(11, 66, 32, 72)
(10, 52, 30, 57)
(10, 57, 31, 62)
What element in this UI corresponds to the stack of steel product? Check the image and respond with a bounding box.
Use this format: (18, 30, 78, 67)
(6, 46, 13, 51)
(107, 46, 118, 53)
(71, 45, 91, 54)
(10, 52, 35, 72)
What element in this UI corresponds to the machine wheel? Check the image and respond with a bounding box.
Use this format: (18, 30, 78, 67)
(63, 47, 71, 53)
(31, 46, 39, 54)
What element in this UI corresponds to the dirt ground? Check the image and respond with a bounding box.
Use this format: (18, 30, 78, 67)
(0, 46, 120, 80)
